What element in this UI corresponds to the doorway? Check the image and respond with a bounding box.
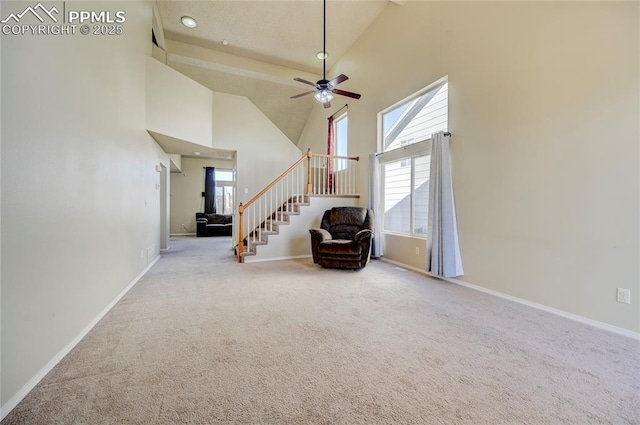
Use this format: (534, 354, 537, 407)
(160, 163, 169, 250)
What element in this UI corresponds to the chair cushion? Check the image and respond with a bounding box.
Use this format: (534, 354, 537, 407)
(318, 240, 362, 256)
(329, 207, 367, 240)
(206, 214, 232, 224)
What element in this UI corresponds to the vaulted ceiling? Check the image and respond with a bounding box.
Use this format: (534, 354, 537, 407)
(154, 1, 390, 145)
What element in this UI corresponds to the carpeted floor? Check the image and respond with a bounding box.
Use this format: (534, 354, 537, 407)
(3, 236, 639, 424)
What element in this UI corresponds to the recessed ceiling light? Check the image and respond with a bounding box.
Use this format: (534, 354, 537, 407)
(181, 16, 197, 28)
(193, 151, 201, 156)
(221, 39, 229, 46)
(316, 51, 328, 60)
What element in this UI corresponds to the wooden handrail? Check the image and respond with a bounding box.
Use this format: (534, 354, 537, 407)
(243, 149, 358, 211)
(237, 148, 360, 262)
(238, 150, 308, 262)
(243, 153, 308, 210)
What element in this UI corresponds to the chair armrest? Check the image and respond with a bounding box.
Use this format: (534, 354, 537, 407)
(309, 228, 332, 242)
(309, 228, 332, 264)
(354, 229, 373, 243)
(355, 229, 374, 268)
(196, 220, 207, 237)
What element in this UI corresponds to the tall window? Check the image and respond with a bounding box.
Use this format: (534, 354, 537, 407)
(379, 77, 448, 237)
(214, 169, 234, 215)
(334, 114, 348, 170)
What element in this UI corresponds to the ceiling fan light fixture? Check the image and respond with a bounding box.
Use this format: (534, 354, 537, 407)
(180, 16, 197, 28)
(290, 0, 361, 106)
(314, 89, 334, 104)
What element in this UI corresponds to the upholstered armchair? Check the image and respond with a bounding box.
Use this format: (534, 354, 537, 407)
(309, 207, 374, 269)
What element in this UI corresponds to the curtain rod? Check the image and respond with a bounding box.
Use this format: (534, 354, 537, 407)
(374, 132, 452, 157)
(328, 104, 348, 119)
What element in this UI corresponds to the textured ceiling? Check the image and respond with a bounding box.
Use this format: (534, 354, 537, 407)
(156, 1, 389, 144)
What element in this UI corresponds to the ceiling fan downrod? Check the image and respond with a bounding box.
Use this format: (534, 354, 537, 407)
(322, 0, 326, 82)
(290, 0, 362, 108)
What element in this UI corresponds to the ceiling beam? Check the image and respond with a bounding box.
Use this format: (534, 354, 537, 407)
(165, 40, 321, 89)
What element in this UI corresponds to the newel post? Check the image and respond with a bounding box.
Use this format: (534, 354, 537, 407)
(237, 203, 244, 262)
(306, 148, 313, 195)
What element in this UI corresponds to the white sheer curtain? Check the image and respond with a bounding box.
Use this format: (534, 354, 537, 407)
(427, 132, 464, 277)
(368, 153, 383, 257)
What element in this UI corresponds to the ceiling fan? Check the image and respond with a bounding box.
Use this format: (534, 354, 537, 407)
(290, 0, 361, 109)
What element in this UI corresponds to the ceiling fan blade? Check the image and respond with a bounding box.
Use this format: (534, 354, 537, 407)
(328, 74, 348, 87)
(323, 101, 332, 109)
(290, 91, 315, 99)
(294, 77, 318, 87)
(332, 88, 362, 100)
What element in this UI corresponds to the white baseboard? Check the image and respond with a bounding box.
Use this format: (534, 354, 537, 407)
(379, 258, 640, 341)
(244, 254, 312, 263)
(0, 256, 161, 421)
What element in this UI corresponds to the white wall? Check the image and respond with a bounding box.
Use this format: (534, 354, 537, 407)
(211, 92, 302, 247)
(212, 92, 302, 207)
(1, 0, 169, 411)
(168, 154, 182, 172)
(167, 93, 301, 240)
(146, 56, 213, 148)
(170, 157, 235, 235)
(297, 2, 639, 332)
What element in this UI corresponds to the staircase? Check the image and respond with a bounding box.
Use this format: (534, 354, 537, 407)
(240, 195, 309, 260)
(238, 149, 359, 262)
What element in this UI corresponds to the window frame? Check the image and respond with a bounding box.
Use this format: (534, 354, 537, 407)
(334, 113, 348, 171)
(376, 76, 448, 238)
(379, 142, 431, 238)
(214, 168, 235, 215)
(377, 76, 448, 154)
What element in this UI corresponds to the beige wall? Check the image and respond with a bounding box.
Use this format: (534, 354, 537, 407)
(382, 234, 428, 271)
(170, 157, 235, 235)
(211, 92, 303, 245)
(1, 0, 169, 409)
(165, 89, 301, 242)
(146, 56, 213, 148)
(298, 2, 639, 332)
(212, 92, 302, 207)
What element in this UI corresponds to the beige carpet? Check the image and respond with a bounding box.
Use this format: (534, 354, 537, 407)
(3, 236, 639, 424)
